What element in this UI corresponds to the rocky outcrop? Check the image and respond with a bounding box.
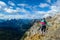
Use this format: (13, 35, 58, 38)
(21, 13, 60, 40)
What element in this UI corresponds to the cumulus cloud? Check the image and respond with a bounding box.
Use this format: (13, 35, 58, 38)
(50, 6, 58, 13)
(55, 0, 60, 6)
(0, 1, 32, 19)
(36, 0, 60, 18)
(43, 14, 50, 18)
(0, 1, 7, 10)
(0, 0, 60, 19)
(0, 1, 6, 6)
(34, 11, 48, 18)
(46, 0, 60, 15)
(17, 3, 27, 7)
(53, 0, 60, 12)
(39, 3, 50, 8)
(33, 5, 58, 18)
(4, 7, 30, 14)
(47, 0, 51, 3)
(8, 1, 15, 6)
(4, 8, 17, 13)
(0, 1, 47, 19)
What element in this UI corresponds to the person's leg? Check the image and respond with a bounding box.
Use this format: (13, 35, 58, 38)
(41, 27, 44, 35)
(41, 29, 45, 36)
(41, 25, 46, 35)
(43, 26, 46, 35)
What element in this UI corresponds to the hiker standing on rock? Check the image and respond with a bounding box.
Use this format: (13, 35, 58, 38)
(40, 18, 47, 35)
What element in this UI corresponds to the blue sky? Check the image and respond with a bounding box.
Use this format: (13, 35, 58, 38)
(0, 0, 59, 19)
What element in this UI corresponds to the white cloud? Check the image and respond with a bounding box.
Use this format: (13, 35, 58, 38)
(4, 7, 30, 14)
(50, 6, 58, 12)
(55, 0, 60, 6)
(0, 1, 6, 6)
(8, 1, 15, 6)
(17, 8, 28, 13)
(9, 6, 13, 9)
(47, 0, 60, 14)
(0, 1, 43, 19)
(47, 0, 51, 3)
(0, 14, 39, 19)
(4, 8, 17, 13)
(17, 4, 27, 7)
(0, 0, 60, 19)
(33, 5, 58, 18)
(0, 1, 7, 10)
(39, 3, 50, 8)
(0, 14, 21, 20)
(0, 13, 25, 19)
(37, 0, 60, 18)
(35, 11, 46, 14)
(53, 0, 60, 12)
(43, 14, 50, 18)
(32, 10, 48, 18)
(0, 6, 1, 9)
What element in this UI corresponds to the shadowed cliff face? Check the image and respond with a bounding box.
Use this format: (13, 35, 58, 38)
(21, 14, 60, 40)
(0, 19, 36, 40)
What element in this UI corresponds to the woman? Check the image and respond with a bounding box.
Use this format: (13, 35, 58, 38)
(40, 18, 47, 35)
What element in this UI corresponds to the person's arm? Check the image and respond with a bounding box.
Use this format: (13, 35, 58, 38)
(46, 22, 52, 27)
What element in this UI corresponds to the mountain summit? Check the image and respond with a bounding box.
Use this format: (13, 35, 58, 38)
(21, 13, 60, 40)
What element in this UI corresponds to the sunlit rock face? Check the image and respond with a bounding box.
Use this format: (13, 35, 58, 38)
(21, 13, 60, 40)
